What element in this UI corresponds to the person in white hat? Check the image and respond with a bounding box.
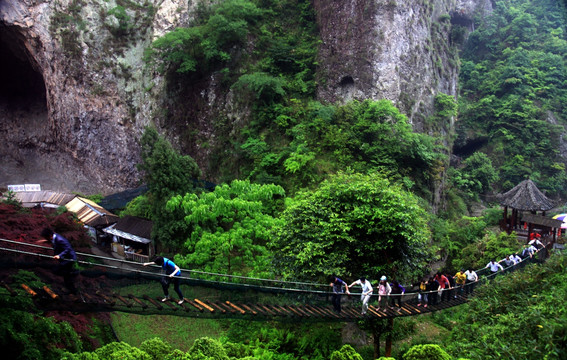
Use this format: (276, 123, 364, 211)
(377, 276, 391, 311)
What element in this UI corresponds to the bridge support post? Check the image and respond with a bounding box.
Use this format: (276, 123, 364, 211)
(385, 317, 394, 357)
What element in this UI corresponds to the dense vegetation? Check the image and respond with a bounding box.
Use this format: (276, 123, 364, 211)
(455, 0, 567, 196)
(145, 0, 446, 200)
(4, 0, 567, 359)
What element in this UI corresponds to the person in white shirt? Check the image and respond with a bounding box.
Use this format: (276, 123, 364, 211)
(486, 259, 504, 275)
(528, 238, 544, 250)
(521, 244, 537, 258)
(463, 268, 478, 295)
(512, 253, 522, 264)
(501, 255, 516, 268)
(348, 277, 373, 315)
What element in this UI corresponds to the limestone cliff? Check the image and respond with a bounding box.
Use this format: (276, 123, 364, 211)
(0, 0, 490, 196)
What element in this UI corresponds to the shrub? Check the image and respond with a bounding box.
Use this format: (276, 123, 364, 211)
(402, 344, 451, 360)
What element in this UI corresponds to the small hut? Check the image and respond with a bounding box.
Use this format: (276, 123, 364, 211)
(497, 179, 560, 242)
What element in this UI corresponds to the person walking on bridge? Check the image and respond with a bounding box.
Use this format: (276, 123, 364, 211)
(427, 277, 440, 306)
(144, 256, 184, 305)
(40, 228, 78, 295)
(417, 278, 429, 307)
(329, 275, 350, 313)
(454, 269, 466, 296)
(435, 273, 451, 302)
(464, 268, 478, 295)
(349, 277, 373, 315)
(376, 276, 391, 311)
(486, 259, 504, 276)
(389, 280, 405, 311)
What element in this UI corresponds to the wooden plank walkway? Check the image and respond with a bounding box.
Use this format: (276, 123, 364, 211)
(10, 283, 471, 321)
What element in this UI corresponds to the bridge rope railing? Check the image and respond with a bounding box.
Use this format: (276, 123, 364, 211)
(0, 237, 550, 319)
(0, 238, 332, 295)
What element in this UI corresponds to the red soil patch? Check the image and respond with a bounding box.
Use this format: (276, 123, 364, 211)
(0, 202, 113, 346)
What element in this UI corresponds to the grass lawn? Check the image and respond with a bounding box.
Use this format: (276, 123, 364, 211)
(109, 281, 234, 350)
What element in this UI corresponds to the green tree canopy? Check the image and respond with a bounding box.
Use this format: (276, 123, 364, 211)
(269, 171, 432, 282)
(330, 344, 363, 360)
(137, 126, 201, 251)
(167, 179, 285, 276)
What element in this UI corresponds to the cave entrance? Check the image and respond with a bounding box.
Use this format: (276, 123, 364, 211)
(0, 25, 50, 189)
(0, 27, 46, 106)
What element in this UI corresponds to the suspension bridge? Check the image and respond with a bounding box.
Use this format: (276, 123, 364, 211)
(0, 238, 547, 322)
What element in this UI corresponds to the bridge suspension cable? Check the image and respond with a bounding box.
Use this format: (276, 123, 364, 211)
(0, 237, 549, 320)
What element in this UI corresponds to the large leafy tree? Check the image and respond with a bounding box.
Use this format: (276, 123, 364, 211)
(137, 126, 201, 251)
(166, 179, 285, 276)
(269, 172, 433, 282)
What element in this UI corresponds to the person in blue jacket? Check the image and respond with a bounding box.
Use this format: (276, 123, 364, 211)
(144, 256, 184, 304)
(329, 275, 350, 313)
(41, 227, 78, 294)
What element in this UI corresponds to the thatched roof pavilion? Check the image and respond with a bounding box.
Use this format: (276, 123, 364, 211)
(498, 179, 555, 211)
(497, 179, 559, 242)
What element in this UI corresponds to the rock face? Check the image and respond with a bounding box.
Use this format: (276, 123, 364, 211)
(0, 0, 141, 194)
(314, 0, 490, 129)
(0, 0, 490, 196)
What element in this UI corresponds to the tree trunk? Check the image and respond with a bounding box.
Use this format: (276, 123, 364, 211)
(373, 330, 380, 359)
(385, 318, 394, 356)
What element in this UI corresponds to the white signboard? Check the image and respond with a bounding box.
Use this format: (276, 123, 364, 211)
(7, 184, 41, 192)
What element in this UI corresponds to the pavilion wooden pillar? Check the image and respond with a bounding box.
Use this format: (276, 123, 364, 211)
(503, 206, 508, 233)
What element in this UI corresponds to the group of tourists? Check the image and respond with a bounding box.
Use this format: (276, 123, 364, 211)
(329, 275, 407, 315)
(330, 267, 483, 315)
(332, 236, 548, 314)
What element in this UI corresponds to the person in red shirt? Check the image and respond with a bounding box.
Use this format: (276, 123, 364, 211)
(434, 272, 451, 302)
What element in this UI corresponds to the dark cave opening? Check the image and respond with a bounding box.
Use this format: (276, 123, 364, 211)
(0, 25, 52, 190)
(339, 75, 354, 87)
(0, 26, 46, 105)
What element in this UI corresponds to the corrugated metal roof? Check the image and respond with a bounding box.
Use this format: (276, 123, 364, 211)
(103, 224, 152, 244)
(65, 197, 119, 227)
(12, 191, 76, 207)
(498, 179, 556, 211)
(113, 215, 153, 239)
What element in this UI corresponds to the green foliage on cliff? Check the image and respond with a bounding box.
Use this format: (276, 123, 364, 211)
(448, 152, 499, 200)
(145, 0, 263, 74)
(457, 0, 567, 196)
(238, 98, 441, 197)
